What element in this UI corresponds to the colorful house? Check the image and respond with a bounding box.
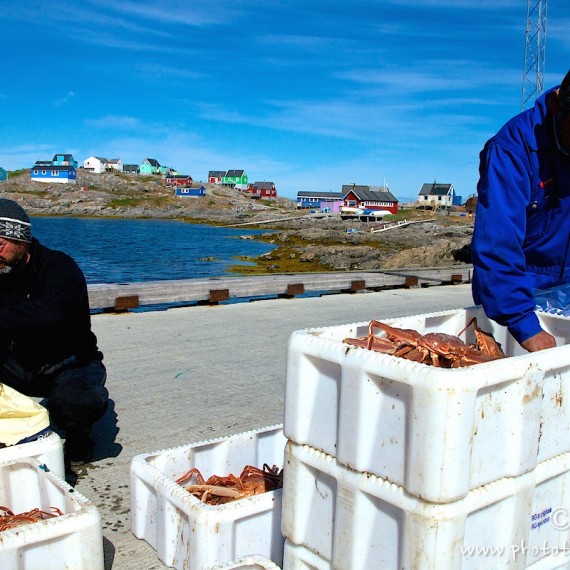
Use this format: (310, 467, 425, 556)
(52, 154, 78, 169)
(158, 165, 176, 176)
(164, 174, 193, 187)
(31, 165, 77, 184)
(341, 184, 399, 217)
(0, 168, 7, 182)
(296, 191, 343, 211)
(247, 181, 277, 199)
(222, 169, 248, 189)
(417, 182, 461, 209)
(208, 170, 226, 184)
(139, 158, 161, 175)
(175, 184, 206, 197)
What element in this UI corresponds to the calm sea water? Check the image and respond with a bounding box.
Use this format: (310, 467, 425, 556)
(30, 217, 275, 284)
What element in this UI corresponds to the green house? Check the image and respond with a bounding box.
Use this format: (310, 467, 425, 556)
(0, 168, 7, 182)
(222, 169, 248, 188)
(139, 158, 161, 175)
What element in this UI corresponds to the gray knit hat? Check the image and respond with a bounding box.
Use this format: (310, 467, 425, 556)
(0, 199, 32, 243)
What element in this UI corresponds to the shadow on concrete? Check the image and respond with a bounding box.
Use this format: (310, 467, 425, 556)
(64, 399, 122, 486)
(103, 536, 116, 570)
(94, 398, 122, 461)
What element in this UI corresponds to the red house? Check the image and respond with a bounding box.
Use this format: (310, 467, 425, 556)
(208, 170, 226, 184)
(341, 184, 399, 214)
(247, 181, 277, 199)
(164, 175, 193, 187)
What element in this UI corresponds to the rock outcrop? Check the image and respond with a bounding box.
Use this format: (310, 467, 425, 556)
(1, 170, 473, 271)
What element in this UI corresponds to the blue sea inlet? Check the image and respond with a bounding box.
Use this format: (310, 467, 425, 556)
(31, 217, 275, 284)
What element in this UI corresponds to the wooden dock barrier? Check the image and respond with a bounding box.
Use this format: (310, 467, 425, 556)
(208, 288, 230, 304)
(113, 295, 139, 312)
(87, 266, 473, 312)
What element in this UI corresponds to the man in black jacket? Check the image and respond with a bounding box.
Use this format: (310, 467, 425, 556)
(0, 199, 108, 465)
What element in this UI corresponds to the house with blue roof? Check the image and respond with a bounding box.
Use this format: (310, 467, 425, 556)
(52, 153, 78, 169)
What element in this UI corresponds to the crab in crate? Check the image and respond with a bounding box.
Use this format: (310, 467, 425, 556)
(0, 506, 63, 531)
(175, 463, 284, 505)
(343, 317, 505, 368)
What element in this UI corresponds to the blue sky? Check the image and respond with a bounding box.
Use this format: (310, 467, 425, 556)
(1, 1, 569, 202)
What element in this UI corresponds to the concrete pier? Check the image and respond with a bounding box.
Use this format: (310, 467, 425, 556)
(76, 283, 474, 569)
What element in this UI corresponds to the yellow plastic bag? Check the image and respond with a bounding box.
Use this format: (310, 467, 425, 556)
(0, 383, 50, 446)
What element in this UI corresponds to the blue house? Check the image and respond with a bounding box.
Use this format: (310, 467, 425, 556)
(52, 154, 78, 169)
(175, 185, 206, 197)
(296, 191, 343, 210)
(31, 164, 77, 184)
(0, 167, 7, 182)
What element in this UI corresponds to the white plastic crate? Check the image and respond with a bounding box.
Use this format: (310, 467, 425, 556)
(130, 424, 287, 570)
(207, 554, 281, 569)
(285, 306, 570, 503)
(282, 442, 570, 570)
(283, 540, 330, 569)
(0, 431, 65, 480)
(0, 457, 103, 569)
(283, 540, 570, 570)
(527, 555, 570, 570)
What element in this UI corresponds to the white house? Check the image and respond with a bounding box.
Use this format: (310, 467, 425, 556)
(83, 156, 108, 174)
(107, 158, 123, 172)
(417, 182, 460, 209)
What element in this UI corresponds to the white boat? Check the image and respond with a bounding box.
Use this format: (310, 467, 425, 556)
(340, 207, 393, 221)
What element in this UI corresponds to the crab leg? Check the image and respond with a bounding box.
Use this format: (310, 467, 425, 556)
(458, 318, 505, 358)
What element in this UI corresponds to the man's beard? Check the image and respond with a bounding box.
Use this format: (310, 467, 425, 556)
(0, 245, 28, 275)
(0, 264, 15, 275)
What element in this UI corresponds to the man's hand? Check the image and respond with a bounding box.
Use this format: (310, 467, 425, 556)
(520, 330, 556, 352)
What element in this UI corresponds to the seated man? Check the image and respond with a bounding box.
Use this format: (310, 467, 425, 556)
(0, 198, 108, 465)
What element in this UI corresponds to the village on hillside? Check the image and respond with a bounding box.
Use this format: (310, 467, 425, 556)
(0, 153, 478, 222)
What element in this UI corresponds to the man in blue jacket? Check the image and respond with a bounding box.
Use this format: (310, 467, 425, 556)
(472, 69, 570, 352)
(0, 199, 108, 465)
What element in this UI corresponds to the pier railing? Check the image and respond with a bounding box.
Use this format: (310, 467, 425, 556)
(87, 265, 473, 312)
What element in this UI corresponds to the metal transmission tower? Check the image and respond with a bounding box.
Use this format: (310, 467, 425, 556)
(521, 0, 547, 111)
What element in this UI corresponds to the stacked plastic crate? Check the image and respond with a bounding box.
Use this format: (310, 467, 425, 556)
(208, 554, 282, 569)
(130, 424, 287, 569)
(282, 306, 570, 569)
(0, 457, 104, 569)
(0, 430, 65, 480)
(0, 428, 105, 569)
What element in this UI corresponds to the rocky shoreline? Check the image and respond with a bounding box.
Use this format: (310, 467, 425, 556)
(1, 170, 473, 273)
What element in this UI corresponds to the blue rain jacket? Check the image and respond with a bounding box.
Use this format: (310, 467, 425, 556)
(472, 87, 570, 344)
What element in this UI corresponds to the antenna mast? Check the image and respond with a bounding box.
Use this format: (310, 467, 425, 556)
(521, 0, 547, 111)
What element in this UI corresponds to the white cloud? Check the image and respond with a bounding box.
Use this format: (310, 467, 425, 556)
(53, 91, 75, 107)
(84, 115, 142, 129)
(88, 0, 246, 26)
(0, 144, 60, 170)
